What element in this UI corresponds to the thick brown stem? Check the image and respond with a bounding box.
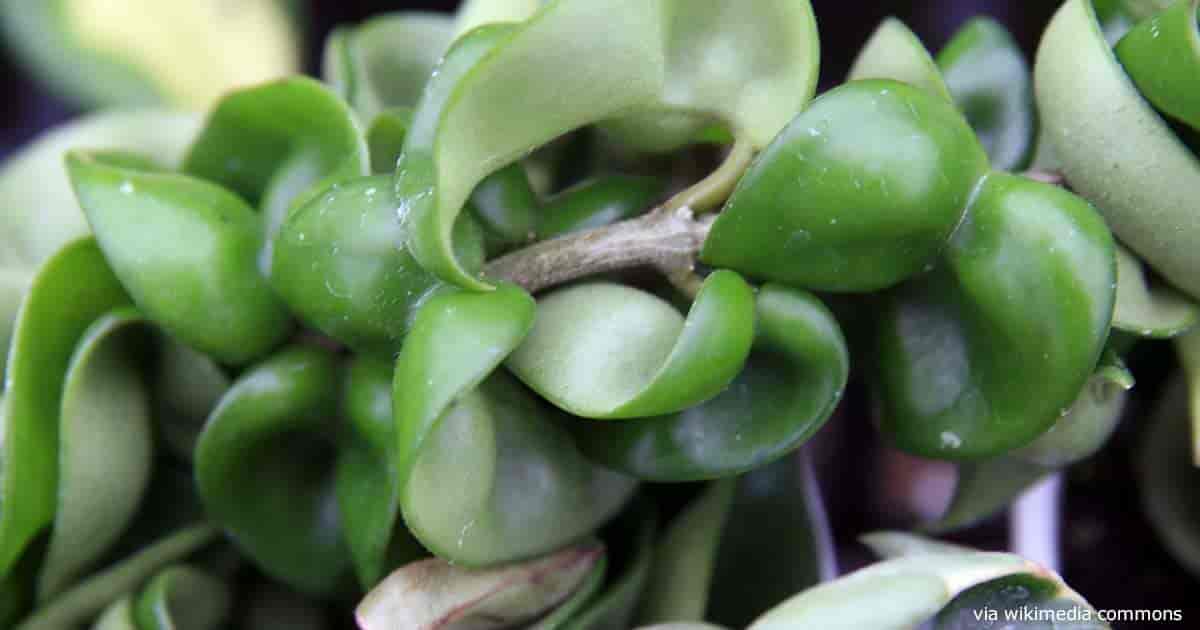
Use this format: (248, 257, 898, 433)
(484, 206, 714, 294)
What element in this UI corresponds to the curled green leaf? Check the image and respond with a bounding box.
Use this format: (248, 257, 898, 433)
(181, 77, 369, 272)
(1116, 0, 1200, 132)
(272, 174, 484, 355)
(603, 0, 820, 152)
(195, 346, 349, 596)
(1036, 0, 1200, 299)
(848, 18, 953, 100)
(394, 285, 637, 566)
(570, 285, 847, 481)
(703, 80, 989, 292)
(399, 0, 666, 290)
(0, 110, 198, 268)
(0, 239, 131, 578)
(37, 308, 154, 602)
(323, 13, 454, 122)
(937, 18, 1036, 171)
(876, 172, 1115, 459)
(454, 0, 542, 37)
(66, 151, 292, 365)
(507, 271, 754, 419)
(356, 544, 602, 630)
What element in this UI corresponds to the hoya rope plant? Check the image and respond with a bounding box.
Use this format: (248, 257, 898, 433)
(1, 0, 1198, 627)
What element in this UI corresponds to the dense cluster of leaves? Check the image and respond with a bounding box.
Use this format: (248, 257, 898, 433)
(1, 0, 1199, 627)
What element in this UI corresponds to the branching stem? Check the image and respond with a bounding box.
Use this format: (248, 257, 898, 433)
(484, 205, 714, 294)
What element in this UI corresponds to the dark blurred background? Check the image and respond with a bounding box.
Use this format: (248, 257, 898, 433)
(0, 1, 1188, 625)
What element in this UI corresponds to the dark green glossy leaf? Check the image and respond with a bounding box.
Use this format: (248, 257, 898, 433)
(0, 110, 198, 268)
(37, 308, 154, 601)
(67, 151, 292, 365)
(0, 2, 299, 109)
(1114, 244, 1200, 337)
(181, 77, 369, 271)
(1116, 0, 1200, 132)
(134, 566, 230, 630)
(272, 175, 484, 355)
(0, 238, 130, 577)
(937, 18, 1036, 171)
(571, 285, 846, 481)
(1037, 0, 1200, 299)
(703, 80, 989, 292)
(394, 285, 637, 566)
(399, 0, 665, 290)
(848, 18, 952, 100)
(876, 172, 1115, 459)
(194, 346, 349, 596)
(507, 271, 754, 419)
(356, 545, 603, 630)
(538, 176, 663, 239)
(603, 0, 819, 152)
(15, 525, 216, 630)
(322, 13, 453, 122)
(336, 356, 425, 588)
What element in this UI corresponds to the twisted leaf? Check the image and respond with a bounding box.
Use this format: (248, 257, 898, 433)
(937, 18, 1036, 171)
(399, 0, 666, 290)
(570, 285, 846, 481)
(356, 545, 602, 630)
(703, 80, 988, 292)
(181, 77, 369, 272)
(272, 174, 484, 354)
(1036, 0, 1200, 299)
(394, 285, 637, 566)
(603, 0, 820, 152)
(66, 151, 292, 365)
(507, 271, 754, 419)
(876, 172, 1115, 459)
(194, 346, 350, 596)
(1116, 0, 1200, 131)
(0, 110, 198, 268)
(37, 308, 154, 601)
(0, 239, 131, 577)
